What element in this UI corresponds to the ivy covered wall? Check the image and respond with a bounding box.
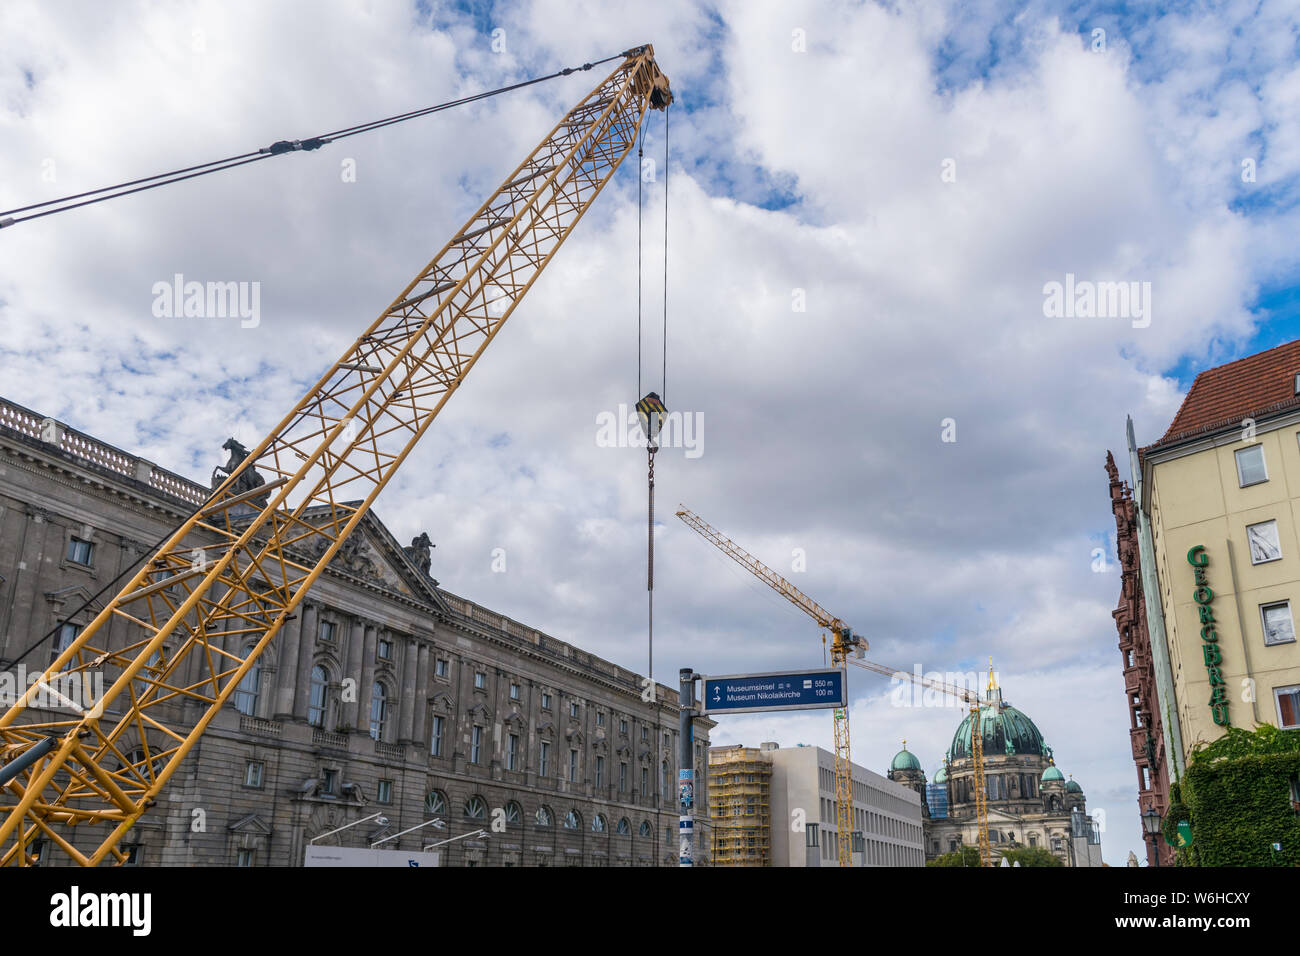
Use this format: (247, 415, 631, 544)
(1172, 725, 1300, 866)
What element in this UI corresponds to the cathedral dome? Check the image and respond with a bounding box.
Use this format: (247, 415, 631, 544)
(933, 765, 948, 784)
(891, 747, 922, 772)
(1041, 765, 1064, 783)
(949, 702, 1048, 761)
(1065, 778, 1082, 793)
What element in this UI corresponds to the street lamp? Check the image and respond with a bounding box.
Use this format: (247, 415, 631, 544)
(1141, 807, 1162, 867)
(309, 811, 388, 846)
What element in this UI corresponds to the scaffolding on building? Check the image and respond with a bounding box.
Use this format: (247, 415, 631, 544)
(707, 746, 772, 866)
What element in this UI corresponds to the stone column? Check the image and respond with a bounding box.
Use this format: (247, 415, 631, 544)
(412, 642, 430, 745)
(342, 616, 366, 731)
(292, 602, 319, 721)
(399, 637, 418, 743)
(273, 608, 302, 719)
(359, 624, 378, 736)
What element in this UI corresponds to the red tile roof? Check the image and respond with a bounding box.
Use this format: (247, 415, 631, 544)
(1153, 339, 1300, 449)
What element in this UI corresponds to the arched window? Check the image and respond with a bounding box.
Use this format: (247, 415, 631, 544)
(592, 814, 606, 833)
(307, 665, 329, 728)
(639, 820, 651, 837)
(535, 805, 552, 827)
(233, 643, 261, 716)
(563, 809, 581, 830)
(424, 790, 447, 816)
(369, 682, 388, 740)
(121, 747, 165, 781)
(617, 817, 630, 835)
(464, 795, 487, 819)
(504, 801, 522, 825)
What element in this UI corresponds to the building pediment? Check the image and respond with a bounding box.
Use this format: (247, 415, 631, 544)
(227, 812, 272, 835)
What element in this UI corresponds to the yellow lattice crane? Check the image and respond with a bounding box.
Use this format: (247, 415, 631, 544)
(675, 506, 863, 867)
(847, 656, 993, 866)
(0, 46, 673, 867)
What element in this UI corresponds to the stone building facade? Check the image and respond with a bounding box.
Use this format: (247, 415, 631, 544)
(0, 396, 712, 866)
(1105, 451, 1174, 866)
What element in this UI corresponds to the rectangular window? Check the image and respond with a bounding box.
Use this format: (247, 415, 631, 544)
(1236, 444, 1268, 487)
(510, 683, 520, 700)
(540, 741, 550, 777)
(474, 671, 486, 690)
(541, 692, 552, 710)
(430, 715, 444, 757)
(236, 848, 254, 867)
(596, 711, 605, 726)
(1247, 519, 1283, 564)
(322, 768, 338, 795)
(377, 638, 392, 661)
(244, 761, 263, 788)
(51, 621, 81, 668)
(619, 718, 628, 735)
(569, 701, 579, 718)
(1141, 766, 1152, 790)
(472, 726, 483, 764)
(318, 620, 337, 644)
(595, 755, 604, 788)
(66, 536, 94, 566)
(620, 762, 627, 792)
(435, 658, 448, 678)
(641, 767, 648, 795)
(507, 734, 520, 771)
(1261, 601, 1297, 645)
(377, 779, 392, 804)
(1276, 685, 1300, 729)
(568, 749, 578, 782)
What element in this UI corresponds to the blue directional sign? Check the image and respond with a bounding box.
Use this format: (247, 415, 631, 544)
(701, 668, 846, 715)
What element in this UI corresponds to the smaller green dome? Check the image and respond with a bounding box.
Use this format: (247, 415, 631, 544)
(1041, 765, 1064, 783)
(1065, 778, 1082, 793)
(933, 765, 948, 784)
(890, 748, 922, 772)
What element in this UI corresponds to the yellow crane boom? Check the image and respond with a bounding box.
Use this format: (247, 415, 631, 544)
(675, 506, 863, 867)
(0, 46, 672, 867)
(848, 655, 991, 866)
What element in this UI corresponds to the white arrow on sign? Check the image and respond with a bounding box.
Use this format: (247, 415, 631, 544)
(712, 685, 721, 702)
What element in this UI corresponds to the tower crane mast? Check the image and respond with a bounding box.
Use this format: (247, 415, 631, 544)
(0, 45, 672, 867)
(675, 506, 862, 868)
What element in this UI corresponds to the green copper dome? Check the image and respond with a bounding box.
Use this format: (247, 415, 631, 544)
(890, 748, 922, 772)
(1065, 778, 1082, 793)
(1041, 765, 1065, 783)
(949, 702, 1048, 761)
(933, 765, 948, 784)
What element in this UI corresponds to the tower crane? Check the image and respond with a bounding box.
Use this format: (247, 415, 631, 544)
(0, 45, 673, 867)
(846, 656, 992, 866)
(675, 506, 862, 867)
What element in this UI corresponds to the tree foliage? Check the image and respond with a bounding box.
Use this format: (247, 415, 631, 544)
(926, 845, 981, 867)
(999, 846, 1063, 867)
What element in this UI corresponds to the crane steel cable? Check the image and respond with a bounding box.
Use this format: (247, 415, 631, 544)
(0, 51, 626, 230)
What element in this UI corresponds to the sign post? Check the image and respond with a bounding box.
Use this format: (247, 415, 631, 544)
(679, 667, 696, 868)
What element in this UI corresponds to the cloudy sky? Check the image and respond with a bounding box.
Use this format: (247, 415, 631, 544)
(3, 0, 1298, 866)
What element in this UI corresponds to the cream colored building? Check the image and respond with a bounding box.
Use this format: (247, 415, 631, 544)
(1133, 340, 1300, 765)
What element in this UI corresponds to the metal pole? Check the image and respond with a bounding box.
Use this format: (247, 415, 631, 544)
(0, 735, 56, 787)
(678, 667, 695, 867)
